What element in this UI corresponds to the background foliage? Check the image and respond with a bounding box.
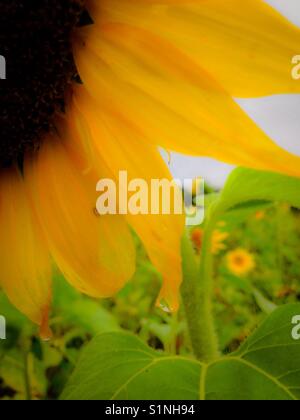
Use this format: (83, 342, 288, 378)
(1, 169, 300, 400)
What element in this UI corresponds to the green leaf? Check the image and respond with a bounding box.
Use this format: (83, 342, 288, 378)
(252, 288, 278, 315)
(61, 332, 202, 400)
(206, 303, 300, 400)
(213, 168, 300, 217)
(61, 304, 300, 400)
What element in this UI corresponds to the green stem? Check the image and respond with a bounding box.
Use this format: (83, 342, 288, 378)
(181, 229, 219, 363)
(275, 202, 285, 283)
(23, 352, 31, 401)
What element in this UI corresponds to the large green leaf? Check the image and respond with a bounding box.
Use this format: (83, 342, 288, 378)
(61, 332, 202, 400)
(61, 304, 300, 400)
(205, 303, 300, 400)
(213, 168, 300, 217)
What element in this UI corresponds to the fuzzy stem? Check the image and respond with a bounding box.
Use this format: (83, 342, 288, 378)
(181, 230, 219, 363)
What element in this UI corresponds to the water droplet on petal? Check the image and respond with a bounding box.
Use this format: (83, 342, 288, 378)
(158, 300, 172, 313)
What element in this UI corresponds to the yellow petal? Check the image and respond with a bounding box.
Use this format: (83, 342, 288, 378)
(75, 26, 300, 178)
(24, 129, 136, 299)
(94, 0, 300, 97)
(75, 88, 185, 311)
(0, 168, 52, 336)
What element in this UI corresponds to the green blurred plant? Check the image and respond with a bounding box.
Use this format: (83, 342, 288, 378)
(1, 168, 300, 400)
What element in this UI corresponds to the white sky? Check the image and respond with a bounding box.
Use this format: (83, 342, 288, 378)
(168, 0, 300, 189)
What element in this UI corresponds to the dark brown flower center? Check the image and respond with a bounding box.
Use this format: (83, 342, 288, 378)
(0, 0, 89, 168)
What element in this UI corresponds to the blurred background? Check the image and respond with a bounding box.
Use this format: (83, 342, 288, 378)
(168, 0, 300, 189)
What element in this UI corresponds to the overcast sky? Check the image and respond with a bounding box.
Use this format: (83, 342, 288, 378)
(167, 0, 300, 189)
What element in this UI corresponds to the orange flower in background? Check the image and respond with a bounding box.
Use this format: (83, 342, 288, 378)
(1, 0, 300, 332)
(191, 228, 204, 254)
(226, 249, 256, 277)
(255, 211, 266, 221)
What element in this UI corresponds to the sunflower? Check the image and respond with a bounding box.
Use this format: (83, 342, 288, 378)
(226, 249, 256, 277)
(1, 0, 300, 335)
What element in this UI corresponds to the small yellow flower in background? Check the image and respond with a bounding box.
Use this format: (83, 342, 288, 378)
(191, 229, 228, 255)
(226, 249, 256, 277)
(212, 231, 229, 255)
